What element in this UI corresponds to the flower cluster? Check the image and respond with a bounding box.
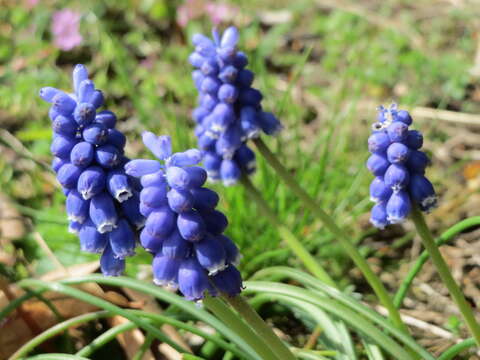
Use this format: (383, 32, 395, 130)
(190, 26, 282, 185)
(367, 104, 437, 228)
(125, 133, 243, 301)
(39, 64, 144, 275)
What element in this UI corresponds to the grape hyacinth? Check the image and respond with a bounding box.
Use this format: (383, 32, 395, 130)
(367, 104, 437, 228)
(39, 64, 144, 275)
(189, 26, 282, 185)
(125, 132, 243, 301)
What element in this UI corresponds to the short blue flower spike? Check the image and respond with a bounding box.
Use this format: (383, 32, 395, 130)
(126, 132, 243, 301)
(40, 65, 144, 275)
(189, 27, 282, 186)
(367, 104, 437, 228)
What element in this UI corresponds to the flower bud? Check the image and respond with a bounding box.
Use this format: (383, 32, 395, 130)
(217, 234, 241, 265)
(211, 266, 243, 297)
(201, 209, 228, 235)
(70, 141, 94, 167)
(90, 90, 104, 109)
(369, 176, 392, 203)
(220, 159, 241, 186)
(238, 88, 262, 106)
(57, 163, 83, 189)
(140, 186, 167, 208)
(194, 234, 226, 274)
(384, 164, 410, 192)
(409, 174, 437, 212)
(167, 188, 194, 213)
(83, 123, 108, 145)
(236, 69, 254, 87)
(258, 112, 282, 136)
(386, 142, 410, 164)
(39, 87, 61, 102)
(368, 132, 390, 154)
(100, 244, 125, 276)
(89, 192, 118, 233)
(52, 157, 68, 173)
(140, 227, 163, 253)
(125, 159, 163, 177)
(178, 258, 213, 301)
(162, 229, 191, 259)
(95, 145, 121, 168)
(77, 79, 95, 103)
(177, 210, 206, 242)
(142, 132, 172, 160)
(52, 93, 76, 115)
(74, 102, 96, 126)
(235, 145, 256, 173)
(51, 135, 77, 159)
(153, 254, 180, 287)
(95, 110, 117, 128)
(52, 115, 78, 137)
(386, 191, 411, 224)
(218, 65, 238, 83)
(121, 192, 145, 229)
(145, 207, 176, 239)
(66, 190, 89, 223)
(141, 171, 166, 188)
(79, 220, 107, 253)
(370, 202, 388, 229)
(218, 84, 238, 104)
(396, 110, 412, 125)
(366, 153, 389, 176)
(405, 130, 423, 150)
(109, 219, 136, 259)
(387, 121, 408, 143)
(77, 166, 106, 200)
(166, 166, 192, 190)
(406, 150, 429, 174)
(191, 188, 219, 211)
(73, 64, 89, 93)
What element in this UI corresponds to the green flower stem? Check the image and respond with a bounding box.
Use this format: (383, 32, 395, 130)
(225, 295, 296, 360)
(438, 338, 475, 360)
(240, 176, 335, 287)
(24, 354, 90, 360)
(410, 206, 480, 346)
(395, 216, 480, 308)
(253, 137, 407, 333)
(10, 311, 111, 359)
(76, 321, 137, 357)
(203, 295, 280, 360)
(16, 279, 188, 354)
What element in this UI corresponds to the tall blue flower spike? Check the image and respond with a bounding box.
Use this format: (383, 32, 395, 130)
(125, 132, 243, 301)
(367, 104, 437, 228)
(40, 65, 144, 275)
(189, 27, 282, 186)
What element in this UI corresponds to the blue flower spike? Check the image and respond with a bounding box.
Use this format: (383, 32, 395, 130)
(40, 64, 144, 275)
(125, 132, 243, 301)
(367, 104, 437, 228)
(189, 26, 282, 186)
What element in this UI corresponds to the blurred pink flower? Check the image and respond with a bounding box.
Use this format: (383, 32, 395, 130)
(51, 9, 83, 51)
(177, 0, 238, 27)
(25, 0, 39, 9)
(205, 2, 237, 25)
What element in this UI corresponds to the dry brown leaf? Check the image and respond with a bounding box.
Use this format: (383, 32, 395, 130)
(109, 316, 154, 360)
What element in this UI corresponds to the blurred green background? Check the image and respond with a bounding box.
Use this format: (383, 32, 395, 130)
(1, 0, 480, 322)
